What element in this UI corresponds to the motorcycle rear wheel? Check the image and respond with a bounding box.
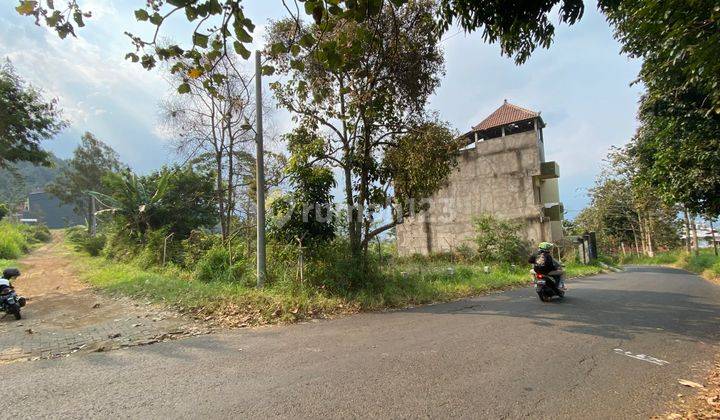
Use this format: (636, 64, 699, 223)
(11, 305, 21, 320)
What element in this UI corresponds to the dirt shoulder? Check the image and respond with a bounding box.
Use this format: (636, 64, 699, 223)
(0, 233, 208, 363)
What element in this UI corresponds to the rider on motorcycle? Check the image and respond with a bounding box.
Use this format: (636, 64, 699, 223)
(528, 242, 565, 296)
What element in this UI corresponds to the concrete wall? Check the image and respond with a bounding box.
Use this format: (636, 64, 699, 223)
(397, 129, 560, 256)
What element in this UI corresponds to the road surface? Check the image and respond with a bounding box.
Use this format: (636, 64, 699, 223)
(7, 266, 720, 418)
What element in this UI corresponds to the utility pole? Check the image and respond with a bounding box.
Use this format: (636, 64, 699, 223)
(255, 50, 266, 288)
(90, 195, 97, 237)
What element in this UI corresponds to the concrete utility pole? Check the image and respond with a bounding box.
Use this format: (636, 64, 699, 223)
(90, 195, 97, 237)
(255, 50, 267, 288)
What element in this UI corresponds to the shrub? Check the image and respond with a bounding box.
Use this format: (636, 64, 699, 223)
(195, 245, 249, 285)
(182, 229, 222, 269)
(0, 222, 29, 259)
(66, 226, 107, 257)
(32, 224, 52, 242)
(302, 239, 383, 293)
(0, 204, 8, 221)
(473, 214, 530, 264)
(454, 243, 477, 262)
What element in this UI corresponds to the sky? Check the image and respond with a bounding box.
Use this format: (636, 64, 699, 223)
(0, 2, 643, 217)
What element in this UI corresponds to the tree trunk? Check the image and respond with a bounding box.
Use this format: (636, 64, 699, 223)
(644, 216, 654, 257)
(216, 152, 227, 240)
(683, 207, 692, 254)
(225, 121, 235, 243)
(710, 219, 718, 257)
(631, 224, 640, 256)
(690, 214, 699, 256)
(638, 215, 648, 256)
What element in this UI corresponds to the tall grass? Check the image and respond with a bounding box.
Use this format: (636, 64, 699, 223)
(0, 221, 53, 260)
(0, 222, 29, 259)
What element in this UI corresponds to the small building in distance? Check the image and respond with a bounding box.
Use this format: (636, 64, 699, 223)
(23, 191, 84, 229)
(396, 100, 563, 256)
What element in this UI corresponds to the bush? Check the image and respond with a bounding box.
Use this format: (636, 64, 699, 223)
(0, 204, 8, 221)
(0, 222, 29, 259)
(454, 243, 477, 262)
(66, 226, 106, 257)
(31, 224, 52, 242)
(195, 245, 250, 285)
(473, 214, 530, 264)
(182, 229, 222, 269)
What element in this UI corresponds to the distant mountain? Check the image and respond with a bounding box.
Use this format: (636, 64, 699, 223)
(0, 154, 69, 204)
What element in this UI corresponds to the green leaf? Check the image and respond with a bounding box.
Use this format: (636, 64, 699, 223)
(185, 6, 197, 21)
(177, 83, 191, 94)
(134, 9, 149, 21)
(290, 59, 305, 72)
(73, 10, 85, 27)
(261, 65, 275, 76)
(271, 42, 288, 55)
(125, 53, 140, 63)
(233, 41, 251, 59)
(299, 33, 315, 48)
(46, 11, 62, 27)
(234, 25, 253, 43)
(149, 12, 163, 25)
(193, 32, 209, 48)
(290, 44, 301, 57)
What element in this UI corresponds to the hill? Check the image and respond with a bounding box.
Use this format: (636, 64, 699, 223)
(0, 154, 69, 204)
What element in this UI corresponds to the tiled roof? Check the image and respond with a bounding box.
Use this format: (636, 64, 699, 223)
(472, 100, 540, 131)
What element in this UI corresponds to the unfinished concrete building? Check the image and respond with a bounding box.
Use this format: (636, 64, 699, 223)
(396, 100, 563, 256)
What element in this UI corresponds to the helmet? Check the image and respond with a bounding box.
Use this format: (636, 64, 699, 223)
(2, 268, 20, 279)
(538, 242, 554, 251)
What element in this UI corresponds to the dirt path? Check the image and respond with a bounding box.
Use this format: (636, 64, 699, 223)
(0, 233, 207, 363)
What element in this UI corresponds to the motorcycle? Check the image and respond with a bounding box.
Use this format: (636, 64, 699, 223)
(531, 270, 566, 302)
(0, 288, 25, 320)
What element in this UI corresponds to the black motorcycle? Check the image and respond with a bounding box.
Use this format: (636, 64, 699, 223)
(531, 270, 565, 302)
(0, 288, 25, 320)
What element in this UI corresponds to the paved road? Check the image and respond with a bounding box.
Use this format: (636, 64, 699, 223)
(7, 266, 720, 418)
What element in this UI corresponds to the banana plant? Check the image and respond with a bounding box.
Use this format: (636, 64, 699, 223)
(88, 170, 173, 240)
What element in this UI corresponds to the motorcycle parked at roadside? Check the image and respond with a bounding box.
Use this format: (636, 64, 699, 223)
(0, 289, 25, 320)
(1, 268, 26, 320)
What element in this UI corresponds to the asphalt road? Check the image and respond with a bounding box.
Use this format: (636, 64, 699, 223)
(7, 266, 720, 419)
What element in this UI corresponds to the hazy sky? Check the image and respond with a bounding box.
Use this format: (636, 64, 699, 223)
(0, 2, 643, 216)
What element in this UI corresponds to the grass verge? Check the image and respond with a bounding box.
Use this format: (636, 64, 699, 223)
(621, 249, 720, 283)
(68, 241, 608, 327)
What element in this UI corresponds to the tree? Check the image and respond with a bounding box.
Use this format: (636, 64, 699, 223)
(92, 170, 171, 240)
(267, 1, 461, 256)
(602, 0, 720, 219)
(0, 60, 65, 168)
(144, 165, 218, 239)
(627, 90, 720, 219)
(95, 166, 218, 241)
(574, 148, 681, 256)
(269, 129, 336, 248)
(604, 0, 720, 114)
(161, 55, 256, 240)
(17, 0, 618, 94)
(47, 132, 123, 225)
